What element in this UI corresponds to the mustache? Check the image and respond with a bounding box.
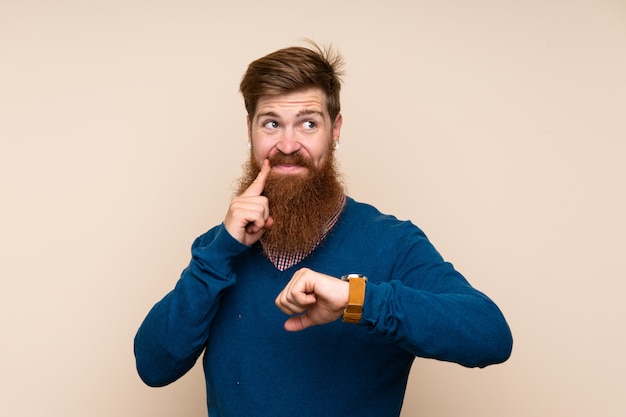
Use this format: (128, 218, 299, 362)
(268, 153, 314, 169)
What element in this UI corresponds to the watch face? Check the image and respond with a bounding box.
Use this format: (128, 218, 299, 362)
(341, 274, 367, 281)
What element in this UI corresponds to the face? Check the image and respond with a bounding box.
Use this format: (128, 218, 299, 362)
(247, 88, 342, 176)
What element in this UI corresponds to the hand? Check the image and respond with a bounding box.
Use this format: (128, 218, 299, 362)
(224, 159, 274, 246)
(275, 268, 349, 332)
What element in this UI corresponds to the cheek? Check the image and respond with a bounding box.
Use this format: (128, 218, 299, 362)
(251, 148, 267, 166)
(310, 144, 332, 165)
(251, 138, 272, 159)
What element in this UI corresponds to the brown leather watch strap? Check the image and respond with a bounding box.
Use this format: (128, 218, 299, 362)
(342, 275, 367, 323)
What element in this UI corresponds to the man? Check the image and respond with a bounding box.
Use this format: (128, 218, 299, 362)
(134, 42, 513, 417)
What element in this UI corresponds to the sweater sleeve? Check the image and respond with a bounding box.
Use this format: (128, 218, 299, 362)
(134, 223, 248, 386)
(361, 222, 513, 368)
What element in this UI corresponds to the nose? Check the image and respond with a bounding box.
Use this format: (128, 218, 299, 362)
(276, 128, 302, 155)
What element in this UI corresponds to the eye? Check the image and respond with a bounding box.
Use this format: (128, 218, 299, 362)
(263, 120, 279, 129)
(302, 120, 317, 130)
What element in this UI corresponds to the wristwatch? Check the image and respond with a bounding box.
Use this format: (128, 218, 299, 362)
(340, 274, 368, 323)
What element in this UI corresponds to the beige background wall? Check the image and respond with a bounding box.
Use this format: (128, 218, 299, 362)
(1, 1, 625, 416)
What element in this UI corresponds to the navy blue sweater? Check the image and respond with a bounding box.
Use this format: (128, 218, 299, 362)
(135, 198, 512, 416)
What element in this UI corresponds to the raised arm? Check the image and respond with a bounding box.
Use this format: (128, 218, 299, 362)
(134, 160, 273, 386)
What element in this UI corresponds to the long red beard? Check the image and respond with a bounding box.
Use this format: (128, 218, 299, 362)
(236, 151, 345, 255)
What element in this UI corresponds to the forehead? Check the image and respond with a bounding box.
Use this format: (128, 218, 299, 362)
(253, 88, 328, 119)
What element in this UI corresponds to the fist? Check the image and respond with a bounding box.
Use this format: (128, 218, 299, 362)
(275, 268, 349, 332)
(224, 159, 274, 246)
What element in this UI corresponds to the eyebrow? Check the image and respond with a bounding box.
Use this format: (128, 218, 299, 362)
(255, 111, 279, 120)
(296, 109, 324, 118)
(255, 109, 325, 121)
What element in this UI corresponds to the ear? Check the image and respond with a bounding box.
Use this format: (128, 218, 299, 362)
(246, 115, 252, 141)
(332, 113, 343, 143)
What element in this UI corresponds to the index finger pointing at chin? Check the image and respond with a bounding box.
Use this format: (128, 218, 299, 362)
(242, 159, 271, 197)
